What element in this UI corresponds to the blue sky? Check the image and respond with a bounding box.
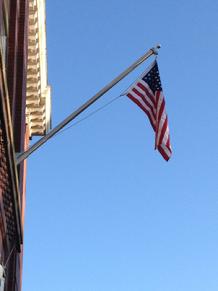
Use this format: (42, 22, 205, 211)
(22, 1, 218, 291)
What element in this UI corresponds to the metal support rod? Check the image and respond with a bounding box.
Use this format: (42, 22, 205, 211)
(17, 44, 161, 165)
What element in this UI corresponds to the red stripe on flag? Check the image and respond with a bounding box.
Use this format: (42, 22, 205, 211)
(127, 93, 156, 131)
(158, 117, 168, 147)
(158, 145, 171, 161)
(137, 82, 156, 106)
(132, 88, 156, 119)
(157, 95, 165, 126)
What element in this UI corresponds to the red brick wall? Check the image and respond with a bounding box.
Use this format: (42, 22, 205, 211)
(0, 113, 18, 291)
(7, 0, 29, 154)
(0, 0, 29, 290)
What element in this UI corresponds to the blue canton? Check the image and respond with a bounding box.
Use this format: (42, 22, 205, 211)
(142, 61, 162, 94)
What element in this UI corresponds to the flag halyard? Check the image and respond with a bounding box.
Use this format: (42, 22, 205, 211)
(126, 61, 172, 161)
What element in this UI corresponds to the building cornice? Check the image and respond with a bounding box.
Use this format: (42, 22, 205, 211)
(26, 0, 51, 137)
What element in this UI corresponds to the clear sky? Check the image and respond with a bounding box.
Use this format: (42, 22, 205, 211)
(22, 1, 218, 291)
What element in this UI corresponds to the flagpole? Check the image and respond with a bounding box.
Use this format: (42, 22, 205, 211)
(16, 44, 161, 165)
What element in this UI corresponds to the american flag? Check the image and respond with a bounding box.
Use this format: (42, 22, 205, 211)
(126, 61, 172, 161)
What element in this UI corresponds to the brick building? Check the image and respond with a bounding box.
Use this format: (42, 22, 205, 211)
(0, 0, 51, 290)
